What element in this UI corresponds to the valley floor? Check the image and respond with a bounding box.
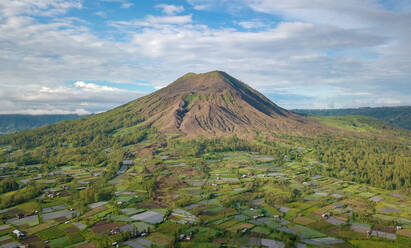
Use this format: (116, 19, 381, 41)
(1, 147, 410, 248)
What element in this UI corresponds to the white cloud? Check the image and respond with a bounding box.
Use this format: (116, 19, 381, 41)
(155, 4, 185, 15)
(101, 0, 133, 9)
(0, 0, 410, 113)
(109, 15, 193, 28)
(0, 81, 146, 114)
(186, 0, 245, 12)
(0, 0, 82, 17)
(193, 5, 208, 10)
(74, 81, 119, 92)
(237, 20, 268, 29)
(0, 108, 91, 115)
(95, 11, 107, 18)
(121, 2, 133, 8)
(186, 0, 211, 10)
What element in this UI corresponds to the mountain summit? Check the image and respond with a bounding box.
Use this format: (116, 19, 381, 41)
(124, 71, 320, 137)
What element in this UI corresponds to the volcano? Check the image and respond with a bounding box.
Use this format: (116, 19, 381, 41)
(122, 71, 322, 137)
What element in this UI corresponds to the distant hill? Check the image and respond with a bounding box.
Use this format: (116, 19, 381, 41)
(293, 106, 411, 130)
(0, 114, 83, 134)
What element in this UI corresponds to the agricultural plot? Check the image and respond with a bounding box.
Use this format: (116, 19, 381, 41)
(0, 241, 21, 248)
(371, 231, 396, 240)
(0, 225, 10, 232)
(0, 148, 410, 248)
(261, 238, 285, 248)
(72, 222, 87, 230)
(88, 201, 107, 209)
(120, 222, 153, 233)
(302, 237, 344, 246)
(42, 204, 66, 213)
(42, 209, 77, 221)
(121, 208, 143, 216)
(170, 209, 198, 224)
(130, 210, 165, 224)
(8, 215, 39, 227)
(124, 238, 152, 248)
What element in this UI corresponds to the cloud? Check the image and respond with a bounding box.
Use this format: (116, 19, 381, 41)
(155, 4, 185, 15)
(186, 0, 211, 10)
(0, 108, 91, 115)
(247, 0, 402, 29)
(193, 5, 208, 10)
(95, 11, 107, 18)
(236, 20, 268, 29)
(0, 0, 410, 113)
(109, 15, 193, 28)
(101, 0, 133, 9)
(120, 2, 133, 8)
(0, 81, 146, 115)
(186, 0, 245, 12)
(74, 81, 119, 92)
(0, 0, 82, 17)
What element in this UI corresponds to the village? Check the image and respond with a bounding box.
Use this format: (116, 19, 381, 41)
(0, 143, 410, 248)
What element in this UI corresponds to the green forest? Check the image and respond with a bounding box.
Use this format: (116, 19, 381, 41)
(0, 107, 410, 247)
(293, 106, 411, 130)
(0, 114, 82, 135)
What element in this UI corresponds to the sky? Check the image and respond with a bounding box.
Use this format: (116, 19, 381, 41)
(0, 0, 410, 114)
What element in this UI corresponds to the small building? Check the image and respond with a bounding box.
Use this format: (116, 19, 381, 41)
(110, 228, 120, 235)
(16, 213, 24, 219)
(13, 229, 24, 238)
(186, 232, 193, 241)
(47, 191, 58, 198)
(253, 214, 264, 219)
(122, 160, 133, 165)
(321, 213, 330, 219)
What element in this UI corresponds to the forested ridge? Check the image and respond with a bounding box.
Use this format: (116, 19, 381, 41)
(0, 114, 82, 134)
(176, 134, 411, 193)
(293, 106, 411, 130)
(310, 135, 410, 193)
(0, 107, 410, 248)
(0, 113, 410, 194)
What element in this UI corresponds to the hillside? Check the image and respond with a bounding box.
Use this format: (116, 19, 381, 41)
(293, 106, 411, 130)
(0, 71, 409, 190)
(122, 71, 325, 138)
(0, 114, 82, 135)
(0, 71, 410, 248)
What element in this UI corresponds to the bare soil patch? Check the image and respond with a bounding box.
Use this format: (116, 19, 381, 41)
(90, 221, 122, 235)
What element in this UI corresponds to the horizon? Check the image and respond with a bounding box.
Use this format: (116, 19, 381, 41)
(1, 1, 411, 114)
(0, 97, 410, 116)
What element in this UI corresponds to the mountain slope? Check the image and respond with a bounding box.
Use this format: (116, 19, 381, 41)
(0, 72, 405, 150)
(120, 71, 323, 137)
(0, 114, 82, 135)
(0, 71, 409, 192)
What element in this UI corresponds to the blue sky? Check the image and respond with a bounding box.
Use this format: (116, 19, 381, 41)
(0, 0, 410, 114)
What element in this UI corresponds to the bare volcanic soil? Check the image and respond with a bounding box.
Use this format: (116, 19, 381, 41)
(120, 71, 327, 138)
